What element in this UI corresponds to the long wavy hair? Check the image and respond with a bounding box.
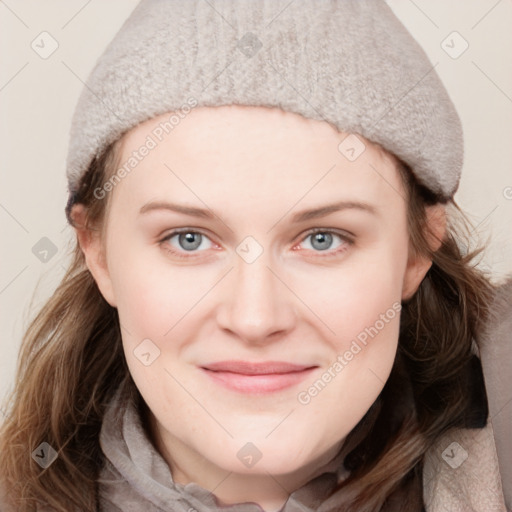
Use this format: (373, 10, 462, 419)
(0, 134, 494, 512)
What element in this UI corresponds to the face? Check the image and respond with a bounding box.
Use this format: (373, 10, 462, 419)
(79, 105, 429, 479)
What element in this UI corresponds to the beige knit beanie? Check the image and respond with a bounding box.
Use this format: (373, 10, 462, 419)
(65, 0, 464, 210)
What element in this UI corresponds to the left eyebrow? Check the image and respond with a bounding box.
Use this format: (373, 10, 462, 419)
(290, 201, 378, 223)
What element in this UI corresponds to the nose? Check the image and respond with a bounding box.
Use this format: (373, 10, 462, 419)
(215, 252, 297, 345)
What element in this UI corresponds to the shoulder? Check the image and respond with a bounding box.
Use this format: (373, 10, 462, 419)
(423, 276, 512, 512)
(423, 421, 507, 512)
(477, 275, 512, 509)
(483, 276, 512, 337)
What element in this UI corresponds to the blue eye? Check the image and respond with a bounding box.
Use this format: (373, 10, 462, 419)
(160, 228, 352, 260)
(299, 230, 351, 256)
(306, 232, 335, 251)
(174, 232, 206, 251)
(161, 230, 214, 258)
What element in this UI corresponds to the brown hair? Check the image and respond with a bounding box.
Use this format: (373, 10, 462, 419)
(0, 139, 494, 512)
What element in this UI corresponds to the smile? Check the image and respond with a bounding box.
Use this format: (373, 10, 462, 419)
(200, 361, 318, 394)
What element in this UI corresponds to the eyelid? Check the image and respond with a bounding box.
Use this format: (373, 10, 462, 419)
(298, 227, 355, 243)
(160, 226, 210, 240)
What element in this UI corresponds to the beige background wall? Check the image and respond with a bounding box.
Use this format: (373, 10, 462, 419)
(1, 0, 511, 407)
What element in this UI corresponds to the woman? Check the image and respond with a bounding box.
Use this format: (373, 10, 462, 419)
(0, 1, 507, 511)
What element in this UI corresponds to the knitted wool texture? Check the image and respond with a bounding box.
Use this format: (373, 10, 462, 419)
(65, 0, 464, 202)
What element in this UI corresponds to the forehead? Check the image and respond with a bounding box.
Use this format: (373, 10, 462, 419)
(114, 105, 405, 212)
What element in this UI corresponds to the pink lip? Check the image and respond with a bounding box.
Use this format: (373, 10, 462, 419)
(200, 360, 317, 394)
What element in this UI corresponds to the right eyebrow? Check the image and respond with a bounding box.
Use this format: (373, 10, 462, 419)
(139, 201, 215, 219)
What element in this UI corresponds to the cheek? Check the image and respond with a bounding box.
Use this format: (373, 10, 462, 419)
(293, 295, 402, 450)
(290, 234, 408, 431)
(106, 244, 212, 415)
(105, 236, 224, 388)
(293, 228, 409, 345)
(107, 234, 213, 336)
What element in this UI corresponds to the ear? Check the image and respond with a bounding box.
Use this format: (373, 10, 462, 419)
(402, 204, 446, 300)
(70, 204, 117, 307)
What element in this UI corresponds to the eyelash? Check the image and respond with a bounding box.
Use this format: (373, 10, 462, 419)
(159, 228, 354, 260)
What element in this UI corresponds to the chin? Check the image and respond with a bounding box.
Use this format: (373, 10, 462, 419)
(204, 439, 316, 476)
